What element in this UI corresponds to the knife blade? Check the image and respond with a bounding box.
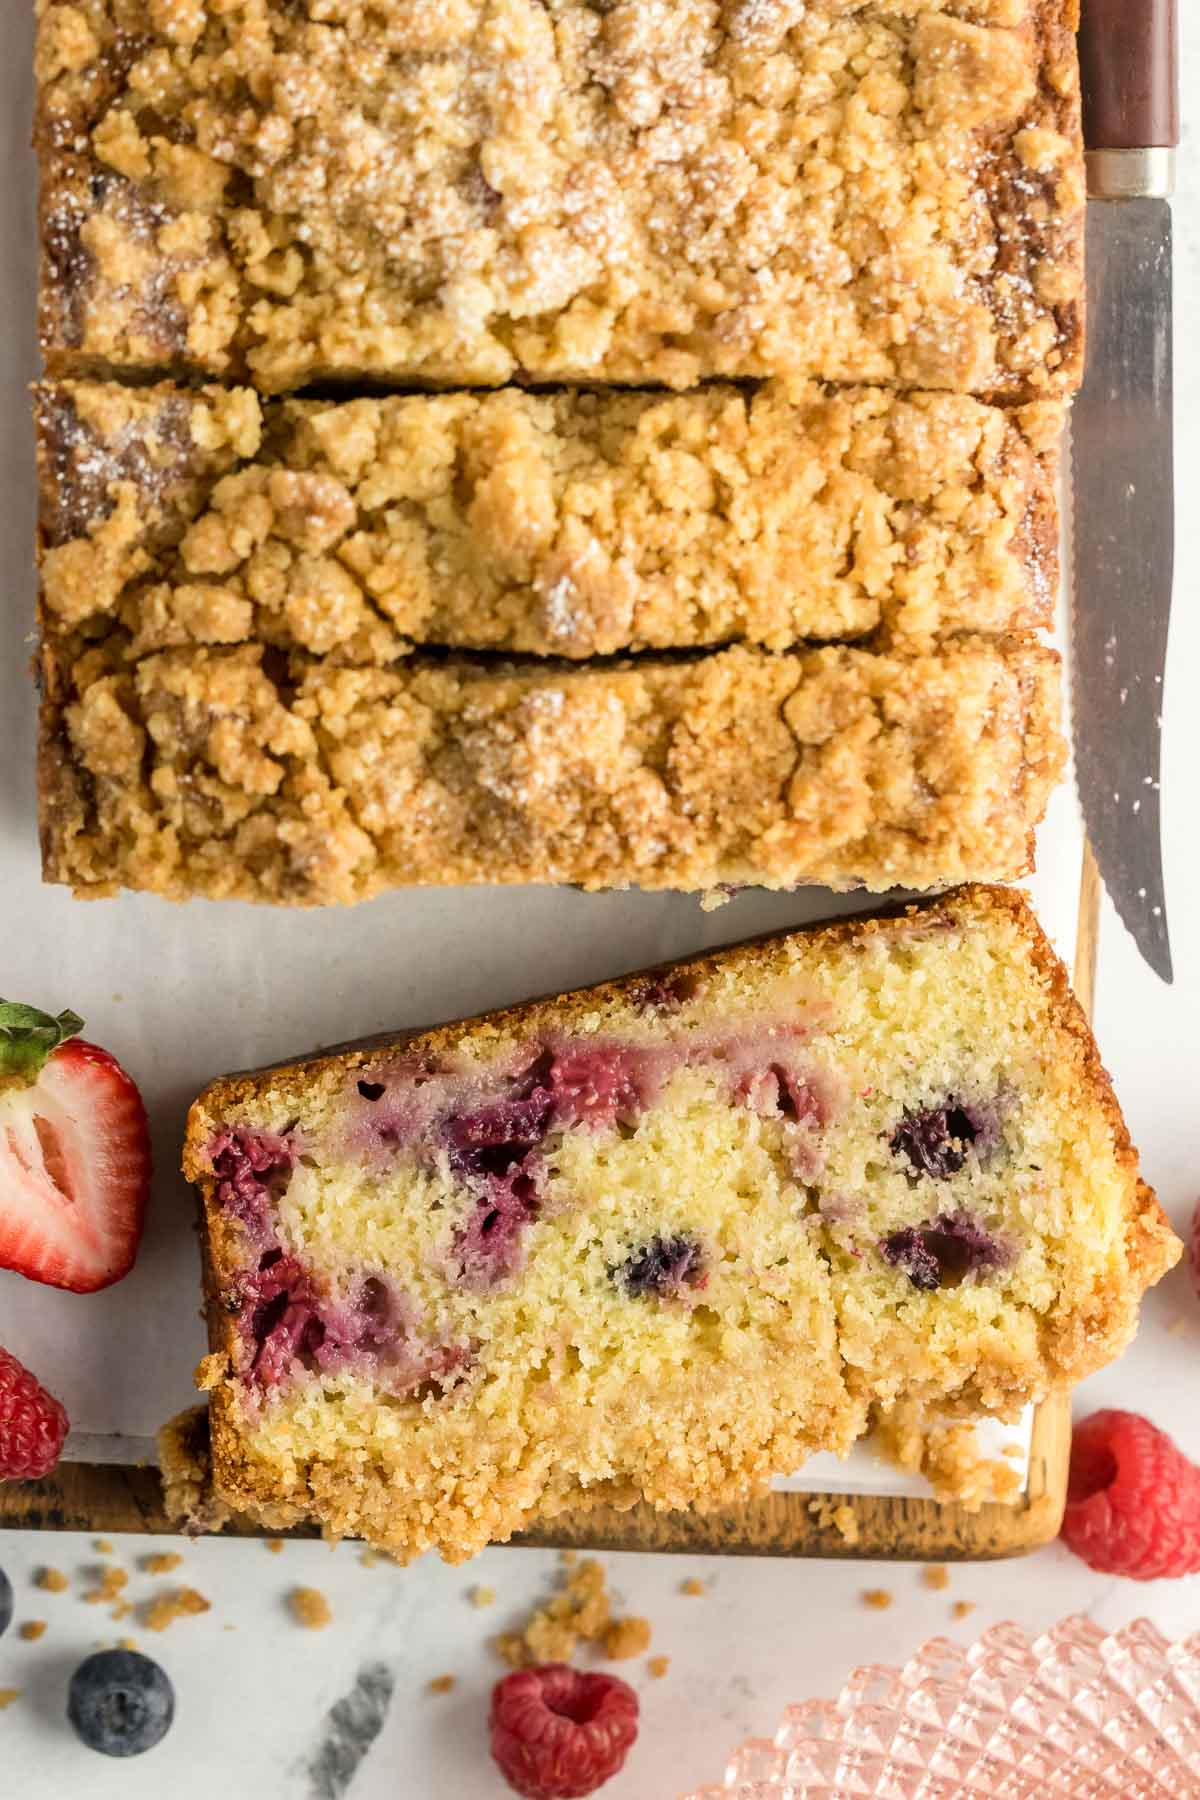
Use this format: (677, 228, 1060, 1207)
(1073, 0, 1178, 984)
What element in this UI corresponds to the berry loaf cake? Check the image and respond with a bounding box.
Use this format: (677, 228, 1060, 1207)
(184, 888, 1178, 1562)
(35, 379, 1062, 657)
(35, 0, 1083, 397)
(39, 638, 1063, 902)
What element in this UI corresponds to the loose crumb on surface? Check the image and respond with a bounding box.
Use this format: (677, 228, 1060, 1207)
(496, 1558, 611, 1668)
(921, 1566, 951, 1591)
(288, 1587, 332, 1630)
(808, 1498, 861, 1546)
(117, 1637, 138, 1652)
(93, 1539, 113, 1555)
(469, 1586, 496, 1610)
(647, 1656, 670, 1680)
(0, 1691, 21, 1711)
(952, 1601, 977, 1621)
(140, 1553, 183, 1576)
(35, 1567, 68, 1593)
(429, 1675, 456, 1695)
(83, 1567, 129, 1606)
(680, 1578, 706, 1597)
(862, 1589, 894, 1611)
(18, 1623, 46, 1643)
(141, 1588, 212, 1632)
(265, 1539, 285, 1555)
(603, 1617, 652, 1661)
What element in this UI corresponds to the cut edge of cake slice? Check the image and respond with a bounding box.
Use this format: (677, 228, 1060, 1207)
(182, 886, 1178, 1563)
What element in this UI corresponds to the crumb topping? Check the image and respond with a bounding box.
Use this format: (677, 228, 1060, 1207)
(36, 0, 1082, 396)
(34, 1567, 69, 1593)
(36, 379, 1060, 660)
(40, 638, 1063, 903)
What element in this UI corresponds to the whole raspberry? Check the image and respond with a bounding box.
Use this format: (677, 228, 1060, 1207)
(0, 1347, 68, 1480)
(1062, 1409, 1200, 1580)
(489, 1663, 639, 1799)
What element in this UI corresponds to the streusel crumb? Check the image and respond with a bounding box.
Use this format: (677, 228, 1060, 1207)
(862, 1589, 894, 1611)
(36, 1, 1083, 397)
(18, 1623, 47, 1642)
(140, 1553, 183, 1576)
(647, 1656, 670, 1680)
(141, 1588, 212, 1632)
(680, 1579, 706, 1598)
(922, 1565, 951, 1591)
(35, 1568, 68, 1594)
(496, 1559, 611, 1668)
(603, 1617, 652, 1662)
(288, 1588, 332, 1631)
(429, 1675, 456, 1696)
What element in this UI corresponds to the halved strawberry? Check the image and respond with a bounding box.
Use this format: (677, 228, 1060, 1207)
(0, 1002, 150, 1292)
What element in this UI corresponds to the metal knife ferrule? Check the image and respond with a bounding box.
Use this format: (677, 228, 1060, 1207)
(1087, 147, 1176, 201)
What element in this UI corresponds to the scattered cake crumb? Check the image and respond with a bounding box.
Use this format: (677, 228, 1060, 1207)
(808, 1498, 860, 1546)
(140, 1553, 183, 1576)
(429, 1675, 456, 1695)
(602, 1617, 652, 1662)
(862, 1589, 894, 1611)
(35, 1567, 68, 1593)
(952, 1601, 977, 1621)
(266, 1540, 286, 1555)
(0, 1691, 21, 1711)
(496, 1558, 611, 1668)
(288, 1587, 332, 1630)
(118, 1637, 138, 1651)
(922, 1566, 951, 1591)
(560, 1552, 577, 1568)
(469, 1586, 496, 1610)
(18, 1622, 46, 1642)
(141, 1588, 212, 1632)
(83, 1567, 129, 1606)
(93, 1539, 113, 1555)
(680, 1578, 706, 1598)
(647, 1656, 670, 1680)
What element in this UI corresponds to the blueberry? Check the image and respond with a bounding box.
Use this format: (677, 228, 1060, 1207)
(889, 1097, 998, 1180)
(0, 1566, 11, 1638)
(67, 1649, 175, 1757)
(618, 1234, 706, 1299)
(881, 1213, 1011, 1291)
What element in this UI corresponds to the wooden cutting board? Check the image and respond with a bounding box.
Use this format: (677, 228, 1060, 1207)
(0, 862, 1096, 1561)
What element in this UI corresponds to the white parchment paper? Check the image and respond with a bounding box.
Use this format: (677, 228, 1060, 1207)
(0, 8, 1081, 1503)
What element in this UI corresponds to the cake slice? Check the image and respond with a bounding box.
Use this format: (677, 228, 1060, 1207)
(39, 638, 1064, 903)
(36, 0, 1083, 397)
(183, 887, 1178, 1562)
(36, 380, 1062, 658)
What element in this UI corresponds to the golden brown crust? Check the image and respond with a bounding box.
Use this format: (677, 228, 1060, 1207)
(35, 0, 1084, 397)
(35, 377, 1062, 659)
(37, 637, 1064, 902)
(184, 885, 1179, 1556)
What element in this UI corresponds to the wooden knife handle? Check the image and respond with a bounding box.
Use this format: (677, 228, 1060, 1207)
(1079, 0, 1179, 151)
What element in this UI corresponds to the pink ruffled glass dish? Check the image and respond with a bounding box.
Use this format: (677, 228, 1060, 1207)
(682, 1616, 1200, 1798)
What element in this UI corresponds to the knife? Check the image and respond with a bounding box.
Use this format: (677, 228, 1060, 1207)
(1073, 0, 1178, 983)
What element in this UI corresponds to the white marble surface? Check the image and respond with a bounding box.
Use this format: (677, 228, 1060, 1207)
(3, 13, 1200, 1800)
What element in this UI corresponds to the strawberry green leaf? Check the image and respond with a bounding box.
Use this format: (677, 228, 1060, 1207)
(0, 1001, 85, 1084)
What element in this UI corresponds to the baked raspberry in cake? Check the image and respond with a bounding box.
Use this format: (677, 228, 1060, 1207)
(184, 887, 1178, 1562)
(35, 379, 1062, 658)
(35, 0, 1083, 397)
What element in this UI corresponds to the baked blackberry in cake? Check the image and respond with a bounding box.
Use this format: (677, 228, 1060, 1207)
(36, 0, 1084, 397)
(36, 380, 1061, 658)
(184, 887, 1178, 1563)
